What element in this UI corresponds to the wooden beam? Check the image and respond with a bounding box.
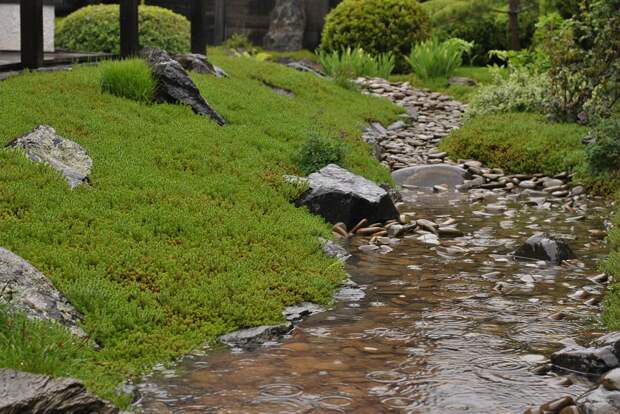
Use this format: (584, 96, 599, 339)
(20, 0, 44, 69)
(191, 0, 208, 54)
(214, 0, 225, 44)
(120, 0, 139, 57)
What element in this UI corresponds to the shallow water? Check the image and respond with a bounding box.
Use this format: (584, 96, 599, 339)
(137, 190, 610, 413)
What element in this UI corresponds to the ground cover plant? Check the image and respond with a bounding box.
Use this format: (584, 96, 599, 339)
(0, 49, 400, 405)
(440, 112, 587, 175)
(100, 59, 156, 103)
(319, 48, 395, 88)
(56, 4, 190, 54)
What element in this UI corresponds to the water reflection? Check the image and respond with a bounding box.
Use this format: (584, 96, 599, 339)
(138, 191, 609, 413)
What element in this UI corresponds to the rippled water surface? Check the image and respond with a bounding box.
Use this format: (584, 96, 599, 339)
(138, 190, 610, 413)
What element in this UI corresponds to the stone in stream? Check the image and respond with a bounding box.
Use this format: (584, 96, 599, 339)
(282, 302, 324, 322)
(577, 384, 620, 414)
(0, 369, 119, 414)
(295, 164, 399, 229)
(141, 48, 226, 125)
(219, 323, 293, 350)
(0, 248, 87, 338)
(392, 164, 468, 189)
(173, 53, 228, 77)
(551, 332, 620, 375)
(319, 237, 350, 262)
(263, 0, 305, 51)
(7, 125, 92, 189)
(514, 234, 576, 264)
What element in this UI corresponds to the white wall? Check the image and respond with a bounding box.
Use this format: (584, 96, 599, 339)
(0, 4, 55, 52)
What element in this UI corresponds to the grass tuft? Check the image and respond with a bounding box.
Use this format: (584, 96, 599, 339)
(100, 59, 156, 103)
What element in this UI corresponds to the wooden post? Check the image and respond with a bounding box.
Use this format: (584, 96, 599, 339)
(214, 0, 225, 44)
(120, 0, 139, 57)
(191, 0, 207, 54)
(20, 0, 44, 69)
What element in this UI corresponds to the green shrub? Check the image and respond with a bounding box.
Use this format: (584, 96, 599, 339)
(320, 0, 431, 72)
(223, 33, 256, 52)
(56, 5, 190, 54)
(406, 38, 473, 80)
(539, 0, 620, 123)
(296, 135, 347, 175)
(440, 112, 587, 175)
(466, 67, 548, 118)
(100, 59, 156, 103)
(319, 48, 395, 87)
(585, 118, 620, 175)
(423, 0, 538, 64)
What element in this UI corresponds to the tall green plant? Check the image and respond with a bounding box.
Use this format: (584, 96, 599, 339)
(318, 48, 395, 87)
(406, 38, 474, 80)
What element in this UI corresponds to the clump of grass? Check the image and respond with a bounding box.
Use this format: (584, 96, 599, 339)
(319, 47, 395, 88)
(296, 134, 347, 175)
(406, 38, 473, 80)
(100, 58, 156, 103)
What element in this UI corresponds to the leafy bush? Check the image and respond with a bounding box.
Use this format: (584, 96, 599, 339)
(320, 0, 431, 72)
(223, 33, 258, 54)
(466, 67, 548, 118)
(100, 59, 156, 103)
(319, 48, 395, 87)
(440, 112, 587, 175)
(586, 118, 620, 175)
(539, 0, 620, 123)
(406, 38, 473, 80)
(296, 135, 347, 175)
(423, 0, 538, 64)
(56, 5, 190, 54)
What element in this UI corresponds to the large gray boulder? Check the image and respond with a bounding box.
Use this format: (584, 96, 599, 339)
(141, 48, 226, 125)
(551, 332, 620, 375)
(0, 369, 119, 414)
(295, 164, 399, 228)
(514, 234, 576, 264)
(7, 125, 92, 189)
(263, 0, 306, 52)
(0, 248, 87, 338)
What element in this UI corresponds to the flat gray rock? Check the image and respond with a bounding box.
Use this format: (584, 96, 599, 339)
(7, 125, 91, 189)
(283, 302, 324, 322)
(219, 323, 293, 350)
(577, 385, 620, 414)
(0, 369, 119, 414)
(296, 164, 399, 228)
(392, 164, 467, 189)
(551, 344, 618, 375)
(319, 237, 350, 262)
(0, 247, 87, 338)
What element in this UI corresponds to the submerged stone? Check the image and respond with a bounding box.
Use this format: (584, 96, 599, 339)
(392, 164, 468, 189)
(0, 248, 87, 338)
(142, 48, 226, 125)
(219, 323, 293, 350)
(0, 369, 119, 414)
(7, 125, 92, 189)
(514, 234, 576, 264)
(296, 164, 399, 228)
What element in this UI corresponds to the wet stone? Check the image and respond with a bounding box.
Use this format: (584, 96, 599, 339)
(551, 345, 619, 375)
(219, 323, 293, 351)
(514, 234, 576, 264)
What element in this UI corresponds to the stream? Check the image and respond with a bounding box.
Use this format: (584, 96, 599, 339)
(137, 188, 610, 414)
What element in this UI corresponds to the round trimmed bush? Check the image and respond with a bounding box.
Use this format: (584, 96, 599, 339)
(320, 0, 431, 71)
(56, 4, 190, 54)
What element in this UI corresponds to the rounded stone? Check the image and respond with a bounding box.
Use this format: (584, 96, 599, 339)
(392, 164, 468, 189)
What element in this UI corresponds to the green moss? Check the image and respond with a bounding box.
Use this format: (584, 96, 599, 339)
(0, 49, 399, 405)
(440, 112, 587, 175)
